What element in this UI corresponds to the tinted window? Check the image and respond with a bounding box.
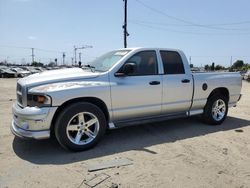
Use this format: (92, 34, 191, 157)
(124, 51, 158, 76)
(160, 51, 185, 74)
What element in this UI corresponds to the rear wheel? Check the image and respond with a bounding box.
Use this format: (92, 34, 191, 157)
(55, 102, 106, 151)
(202, 94, 228, 125)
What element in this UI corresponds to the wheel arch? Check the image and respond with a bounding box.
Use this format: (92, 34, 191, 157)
(51, 97, 110, 133)
(207, 87, 229, 103)
(202, 87, 229, 125)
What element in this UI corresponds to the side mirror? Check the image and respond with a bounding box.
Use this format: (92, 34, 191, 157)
(115, 62, 136, 77)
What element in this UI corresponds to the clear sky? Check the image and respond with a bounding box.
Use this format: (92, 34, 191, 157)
(0, 0, 250, 66)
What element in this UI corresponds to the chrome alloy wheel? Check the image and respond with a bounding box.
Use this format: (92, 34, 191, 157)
(66, 112, 100, 145)
(212, 99, 226, 121)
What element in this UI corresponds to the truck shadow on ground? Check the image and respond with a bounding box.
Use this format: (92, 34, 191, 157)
(12, 116, 250, 165)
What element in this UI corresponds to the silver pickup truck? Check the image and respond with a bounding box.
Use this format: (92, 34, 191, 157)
(11, 48, 242, 151)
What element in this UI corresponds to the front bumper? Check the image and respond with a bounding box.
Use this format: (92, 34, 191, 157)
(11, 102, 57, 139)
(11, 120, 50, 139)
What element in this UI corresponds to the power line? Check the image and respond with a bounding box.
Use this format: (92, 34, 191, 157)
(0, 45, 67, 54)
(0, 45, 30, 49)
(129, 19, 250, 31)
(135, 0, 250, 31)
(35, 48, 64, 53)
(206, 21, 250, 26)
(130, 21, 250, 35)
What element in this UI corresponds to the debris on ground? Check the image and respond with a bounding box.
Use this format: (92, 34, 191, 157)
(222, 148, 228, 155)
(109, 182, 119, 188)
(235, 129, 244, 133)
(88, 158, 133, 172)
(83, 173, 110, 187)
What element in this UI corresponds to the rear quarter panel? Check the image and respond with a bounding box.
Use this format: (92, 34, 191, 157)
(191, 72, 242, 110)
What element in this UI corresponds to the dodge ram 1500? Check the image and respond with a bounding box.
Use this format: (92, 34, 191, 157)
(11, 48, 242, 151)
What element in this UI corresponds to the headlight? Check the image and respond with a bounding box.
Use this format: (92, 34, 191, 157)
(27, 94, 52, 107)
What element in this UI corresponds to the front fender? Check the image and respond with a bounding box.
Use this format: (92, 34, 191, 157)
(29, 81, 112, 107)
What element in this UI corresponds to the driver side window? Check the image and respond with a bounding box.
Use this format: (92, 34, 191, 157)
(124, 51, 158, 76)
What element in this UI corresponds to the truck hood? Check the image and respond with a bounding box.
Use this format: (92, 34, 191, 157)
(18, 68, 100, 87)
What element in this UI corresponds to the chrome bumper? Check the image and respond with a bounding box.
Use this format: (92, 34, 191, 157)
(11, 120, 50, 139)
(11, 102, 57, 139)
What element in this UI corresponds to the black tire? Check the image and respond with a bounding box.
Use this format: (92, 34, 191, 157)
(202, 94, 228, 125)
(54, 102, 106, 151)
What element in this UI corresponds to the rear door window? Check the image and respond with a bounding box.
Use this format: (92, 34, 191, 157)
(160, 51, 185, 74)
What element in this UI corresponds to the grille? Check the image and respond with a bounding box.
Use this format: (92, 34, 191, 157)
(17, 83, 22, 93)
(16, 83, 23, 106)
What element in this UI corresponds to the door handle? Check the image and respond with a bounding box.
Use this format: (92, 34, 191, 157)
(149, 81, 160, 85)
(181, 79, 190, 83)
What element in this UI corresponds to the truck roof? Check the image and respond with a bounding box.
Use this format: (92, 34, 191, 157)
(116, 47, 182, 52)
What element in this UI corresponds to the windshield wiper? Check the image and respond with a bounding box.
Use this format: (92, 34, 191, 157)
(82, 64, 95, 72)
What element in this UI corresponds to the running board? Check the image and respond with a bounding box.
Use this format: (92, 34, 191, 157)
(113, 113, 187, 128)
(187, 109, 203, 116)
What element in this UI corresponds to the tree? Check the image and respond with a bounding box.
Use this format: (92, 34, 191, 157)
(31, 61, 44, 67)
(232, 60, 244, 69)
(48, 62, 56, 67)
(215, 65, 225, 70)
(190, 64, 194, 68)
(204, 64, 210, 71)
(242, 64, 250, 71)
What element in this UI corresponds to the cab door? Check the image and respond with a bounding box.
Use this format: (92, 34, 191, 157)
(160, 50, 193, 114)
(110, 50, 162, 122)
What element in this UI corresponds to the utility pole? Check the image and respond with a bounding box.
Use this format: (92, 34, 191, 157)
(189, 56, 192, 64)
(62, 52, 66, 65)
(79, 52, 82, 63)
(230, 56, 233, 67)
(71, 57, 74, 66)
(123, 0, 128, 48)
(74, 46, 77, 66)
(31, 48, 35, 63)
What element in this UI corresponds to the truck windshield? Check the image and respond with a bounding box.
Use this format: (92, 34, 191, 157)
(86, 50, 131, 72)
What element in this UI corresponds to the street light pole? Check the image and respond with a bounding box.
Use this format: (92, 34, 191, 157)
(73, 45, 93, 66)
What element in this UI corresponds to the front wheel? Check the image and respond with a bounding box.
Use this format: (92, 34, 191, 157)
(54, 102, 106, 151)
(202, 94, 228, 125)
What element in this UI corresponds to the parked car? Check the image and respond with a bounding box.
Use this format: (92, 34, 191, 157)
(45, 67, 53, 70)
(10, 67, 30, 78)
(21, 66, 40, 74)
(34, 67, 44, 72)
(11, 47, 242, 151)
(240, 70, 247, 80)
(0, 67, 17, 78)
(243, 70, 250, 81)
